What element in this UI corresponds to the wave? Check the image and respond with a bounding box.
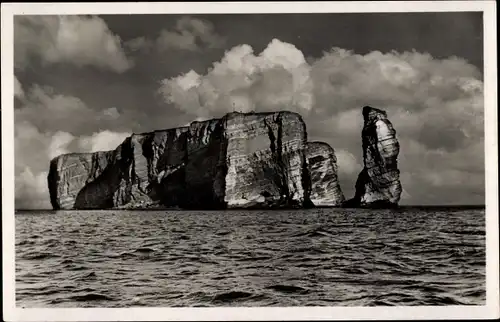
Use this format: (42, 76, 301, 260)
(68, 293, 114, 302)
(211, 291, 254, 303)
(66, 265, 88, 271)
(292, 227, 335, 238)
(16, 208, 486, 307)
(22, 252, 60, 260)
(420, 294, 472, 305)
(16, 240, 35, 246)
(135, 247, 156, 253)
(459, 287, 485, 298)
(83, 272, 97, 278)
(342, 267, 369, 274)
(439, 229, 485, 236)
(236, 255, 273, 262)
(265, 285, 308, 294)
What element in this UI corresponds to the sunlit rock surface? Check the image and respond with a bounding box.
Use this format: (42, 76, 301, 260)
(344, 106, 402, 208)
(224, 112, 311, 208)
(47, 111, 314, 210)
(306, 142, 345, 206)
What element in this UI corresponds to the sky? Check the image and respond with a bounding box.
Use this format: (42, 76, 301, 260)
(13, 12, 485, 209)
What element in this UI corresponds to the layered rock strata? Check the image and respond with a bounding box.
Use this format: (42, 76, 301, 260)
(344, 106, 402, 208)
(306, 142, 345, 206)
(48, 111, 315, 210)
(224, 112, 312, 208)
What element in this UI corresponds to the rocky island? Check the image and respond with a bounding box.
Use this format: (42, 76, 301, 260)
(47, 107, 401, 210)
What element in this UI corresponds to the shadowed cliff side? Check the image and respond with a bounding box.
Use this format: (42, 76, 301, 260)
(343, 106, 402, 208)
(306, 142, 345, 206)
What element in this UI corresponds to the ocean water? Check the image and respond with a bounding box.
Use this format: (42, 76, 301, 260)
(15, 207, 485, 307)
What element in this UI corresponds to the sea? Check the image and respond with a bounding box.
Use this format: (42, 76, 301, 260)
(15, 207, 486, 307)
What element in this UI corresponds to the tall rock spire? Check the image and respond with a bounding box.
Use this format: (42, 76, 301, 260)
(344, 106, 402, 208)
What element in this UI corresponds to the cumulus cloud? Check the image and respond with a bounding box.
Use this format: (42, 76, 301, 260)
(159, 39, 313, 118)
(159, 39, 484, 204)
(15, 84, 96, 134)
(125, 36, 152, 53)
(336, 149, 362, 176)
(13, 35, 484, 207)
(100, 107, 121, 120)
(14, 75, 24, 99)
(126, 16, 225, 53)
(157, 16, 225, 51)
(77, 130, 130, 152)
(14, 84, 131, 137)
(14, 85, 131, 209)
(15, 121, 70, 209)
(15, 120, 130, 209)
(15, 168, 50, 210)
(14, 15, 133, 72)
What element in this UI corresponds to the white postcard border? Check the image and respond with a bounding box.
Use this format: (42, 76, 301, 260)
(2, 1, 498, 321)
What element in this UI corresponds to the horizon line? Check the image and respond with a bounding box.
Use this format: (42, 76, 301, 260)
(14, 204, 487, 211)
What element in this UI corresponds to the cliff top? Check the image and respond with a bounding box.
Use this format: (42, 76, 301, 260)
(49, 110, 304, 162)
(362, 106, 388, 123)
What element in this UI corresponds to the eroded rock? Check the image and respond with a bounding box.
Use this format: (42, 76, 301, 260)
(344, 106, 402, 208)
(306, 142, 345, 206)
(48, 111, 313, 210)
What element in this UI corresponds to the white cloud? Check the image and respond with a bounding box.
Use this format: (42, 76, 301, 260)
(159, 39, 313, 118)
(14, 84, 131, 209)
(14, 75, 24, 99)
(14, 15, 133, 72)
(13, 35, 485, 207)
(158, 39, 484, 204)
(15, 121, 131, 209)
(15, 84, 95, 134)
(100, 107, 121, 120)
(126, 16, 225, 54)
(48, 131, 75, 159)
(125, 36, 152, 52)
(335, 149, 362, 176)
(77, 130, 130, 152)
(157, 16, 225, 51)
(15, 168, 51, 209)
(14, 84, 132, 136)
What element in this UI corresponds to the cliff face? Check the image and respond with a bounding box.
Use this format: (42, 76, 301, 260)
(224, 112, 311, 208)
(344, 106, 402, 208)
(306, 142, 345, 206)
(48, 111, 314, 210)
(48, 151, 116, 209)
(48, 108, 402, 210)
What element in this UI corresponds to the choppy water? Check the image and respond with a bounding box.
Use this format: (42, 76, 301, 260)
(15, 207, 485, 307)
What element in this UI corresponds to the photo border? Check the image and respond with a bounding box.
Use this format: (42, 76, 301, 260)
(2, 1, 498, 321)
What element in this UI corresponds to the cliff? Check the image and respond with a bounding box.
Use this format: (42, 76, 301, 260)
(48, 111, 316, 210)
(306, 142, 345, 206)
(47, 108, 401, 210)
(344, 106, 402, 208)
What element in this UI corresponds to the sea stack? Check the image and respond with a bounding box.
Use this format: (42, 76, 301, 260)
(344, 106, 402, 208)
(47, 111, 315, 210)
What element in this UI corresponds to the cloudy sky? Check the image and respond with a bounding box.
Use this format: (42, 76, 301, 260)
(14, 12, 484, 209)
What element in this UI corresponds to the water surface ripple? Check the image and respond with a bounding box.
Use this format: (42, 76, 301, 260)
(15, 207, 485, 307)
